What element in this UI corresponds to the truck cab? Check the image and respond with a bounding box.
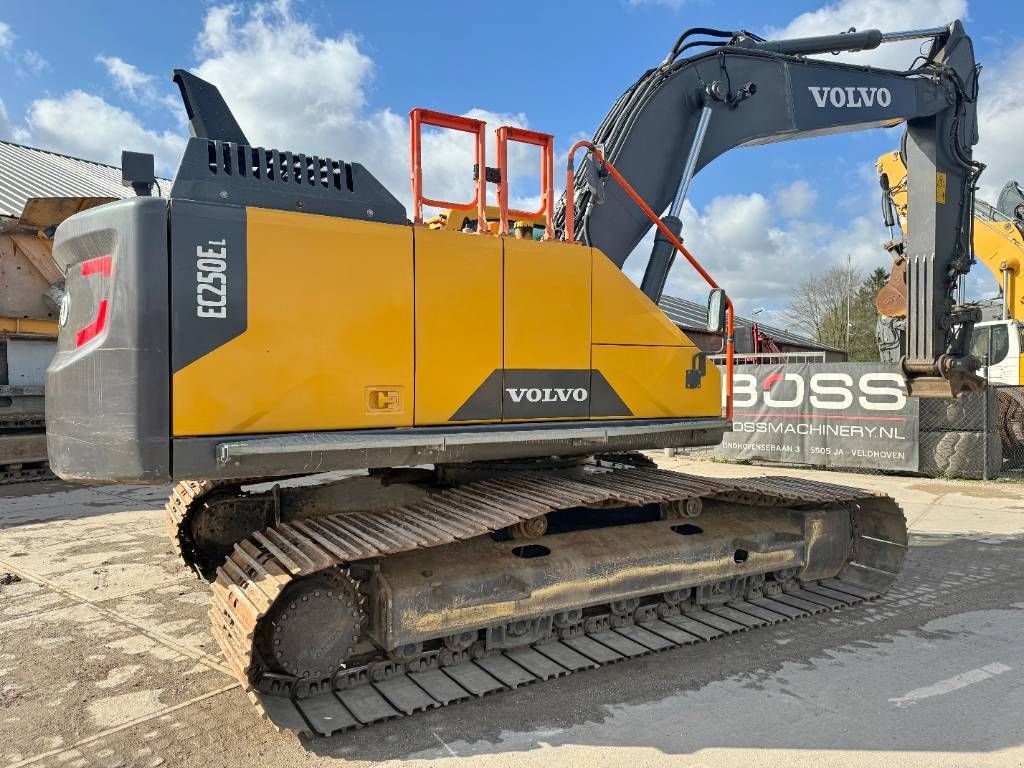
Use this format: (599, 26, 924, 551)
(970, 319, 1024, 385)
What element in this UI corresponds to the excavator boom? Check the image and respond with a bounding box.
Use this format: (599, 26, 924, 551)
(561, 22, 982, 396)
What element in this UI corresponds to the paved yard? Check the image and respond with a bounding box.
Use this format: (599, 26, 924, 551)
(2, 458, 1023, 767)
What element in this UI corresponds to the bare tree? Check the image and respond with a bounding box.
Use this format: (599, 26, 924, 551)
(782, 264, 863, 352)
(781, 264, 889, 361)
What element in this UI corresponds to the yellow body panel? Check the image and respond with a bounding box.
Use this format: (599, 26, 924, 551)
(592, 344, 721, 419)
(172, 211, 722, 435)
(504, 238, 591, 370)
(172, 209, 414, 436)
(414, 228, 503, 424)
(974, 220, 1024, 315)
(592, 249, 687, 346)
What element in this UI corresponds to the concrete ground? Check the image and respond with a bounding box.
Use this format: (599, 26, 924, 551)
(2, 458, 1023, 768)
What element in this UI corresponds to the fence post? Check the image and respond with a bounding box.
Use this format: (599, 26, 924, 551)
(983, 335, 991, 481)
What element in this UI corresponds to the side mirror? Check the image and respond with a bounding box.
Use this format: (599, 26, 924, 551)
(706, 289, 727, 334)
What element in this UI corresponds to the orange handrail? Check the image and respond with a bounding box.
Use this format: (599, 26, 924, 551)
(565, 140, 735, 421)
(410, 109, 488, 233)
(495, 126, 555, 240)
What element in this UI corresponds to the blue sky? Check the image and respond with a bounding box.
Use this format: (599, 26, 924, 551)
(1, 0, 1021, 325)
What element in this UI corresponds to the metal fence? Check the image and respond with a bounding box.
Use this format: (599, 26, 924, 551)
(709, 351, 827, 365)
(917, 386, 998, 480)
(906, 382, 1024, 480)
(993, 385, 1024, 474)
(909, 372, 1024, 480)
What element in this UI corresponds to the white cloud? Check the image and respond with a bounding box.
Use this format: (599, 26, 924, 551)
(624, 186, 889, 318)
(97, 55, 155, 100)
(197, 4, 236, 52)
(974, 44, 1024, 204)
(775, 179, 818, 219)
(21, 50, 47, 74)
(627, 0, 686, 8)
(11, 1, 534, 203)
(190, 1, 533, 209)
(0, 22, 13, 53)
(769, 0, 968, 71)
(25, 90, 185, 172)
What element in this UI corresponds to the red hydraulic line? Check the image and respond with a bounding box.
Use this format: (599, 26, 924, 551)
(565, 140, 735, 420)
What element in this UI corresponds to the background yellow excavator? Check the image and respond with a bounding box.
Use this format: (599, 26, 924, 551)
(45, 22, 981, 736)
(427, 205, 546, 239)
(877, 151, 1024, 465)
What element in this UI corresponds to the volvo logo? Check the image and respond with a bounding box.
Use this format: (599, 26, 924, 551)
(807, 86, 892, 108)
(505, 387, 589, 404)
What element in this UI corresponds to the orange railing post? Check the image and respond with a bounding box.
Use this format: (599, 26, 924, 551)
(409, 108, 489, 233)
(565, 141, 735, 420)
(495, 126, 556, 240)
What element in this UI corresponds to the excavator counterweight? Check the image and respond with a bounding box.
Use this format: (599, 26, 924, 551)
(44, 20, 981, 735)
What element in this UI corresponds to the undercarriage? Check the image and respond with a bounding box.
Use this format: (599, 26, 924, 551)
(164, 456, 907, 736)
(0, 409, 51, 485)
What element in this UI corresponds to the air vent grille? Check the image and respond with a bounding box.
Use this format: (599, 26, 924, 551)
(170, 136, 406, 224)
(204, 141, 356, 193)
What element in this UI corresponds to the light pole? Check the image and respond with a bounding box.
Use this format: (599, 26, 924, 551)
(846, 254, 852, 357)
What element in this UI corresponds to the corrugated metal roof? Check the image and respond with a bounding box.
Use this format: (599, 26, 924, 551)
(658, 293, 844, 354)
(0, 141, 168, 219)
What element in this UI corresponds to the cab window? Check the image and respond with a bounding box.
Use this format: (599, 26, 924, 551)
(970, 325, 1009, 365)
(969, 327, 989, 361)
(991, 324, 1010, 365)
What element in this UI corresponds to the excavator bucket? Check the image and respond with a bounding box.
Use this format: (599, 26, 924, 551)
(906, 372, 986, 399)
(875, 260, 908, 319)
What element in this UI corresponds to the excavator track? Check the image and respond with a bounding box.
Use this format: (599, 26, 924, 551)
(206, 467, 907, 736)
(0, 460, 53, 485)
(166, 480, 234, 575)
(0, 416, 50, 485)
(166, 478, 277, 576)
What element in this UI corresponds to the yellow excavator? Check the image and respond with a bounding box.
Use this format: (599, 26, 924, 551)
(878, 150, 1024, 468)
(427, 205, 546, 238)
(46, 22, 981, 735)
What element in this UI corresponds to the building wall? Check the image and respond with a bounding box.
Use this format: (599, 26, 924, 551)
(681, 327, 847, 361)
(0, 231, 59, 325)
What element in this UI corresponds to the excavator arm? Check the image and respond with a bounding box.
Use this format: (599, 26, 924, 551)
(559, 21, 983, 397)
(878, 150, 1024, 323)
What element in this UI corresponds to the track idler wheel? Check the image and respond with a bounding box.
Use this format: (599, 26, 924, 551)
(510, 515, 548, 539)
(256, 570, 363, 680)
(189, 492, 272, 567)
(661, 497, 702, 519)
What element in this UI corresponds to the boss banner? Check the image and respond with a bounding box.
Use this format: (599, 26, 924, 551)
(715, 363, 919, 472)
